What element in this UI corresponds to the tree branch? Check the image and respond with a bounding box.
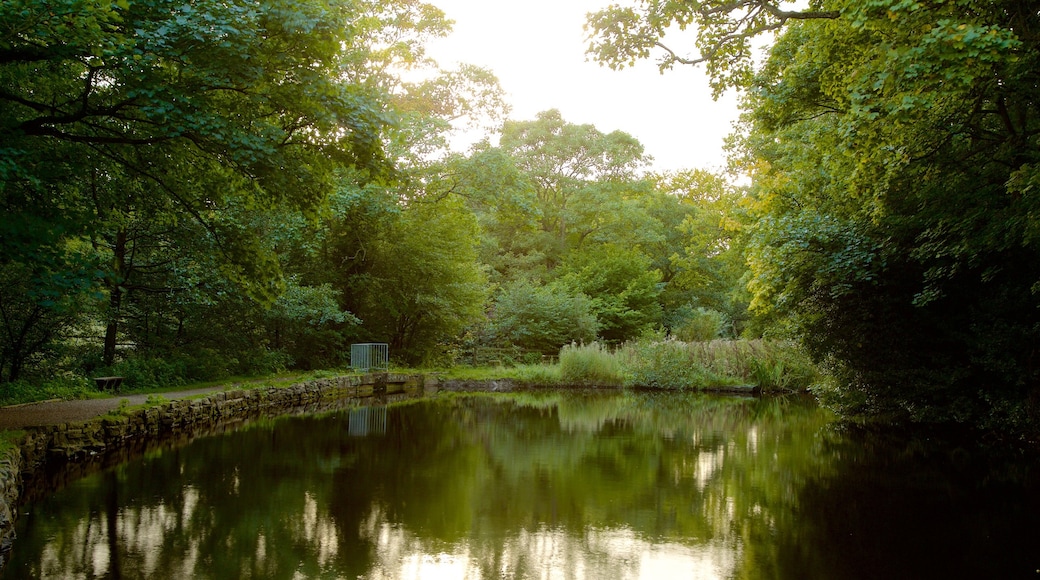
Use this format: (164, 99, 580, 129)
(698, 1, 839, 22)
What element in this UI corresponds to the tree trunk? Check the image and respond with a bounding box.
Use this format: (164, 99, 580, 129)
(103, 229, 127, 366)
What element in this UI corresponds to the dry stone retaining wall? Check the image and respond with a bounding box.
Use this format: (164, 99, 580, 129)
(0, 373, 436, 570)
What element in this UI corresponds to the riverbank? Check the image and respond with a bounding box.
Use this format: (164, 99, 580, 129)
(0, 373, 443, 570)
(0, 369, 769, 572)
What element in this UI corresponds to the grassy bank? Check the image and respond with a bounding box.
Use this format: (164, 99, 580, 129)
(0, 370, 342, 408)
(0, 340, 820, 408)
(444, 339, 821, 392)
(551, 339, 820, 392)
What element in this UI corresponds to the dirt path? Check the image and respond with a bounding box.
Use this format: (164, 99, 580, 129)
(0, 387, 228, 430)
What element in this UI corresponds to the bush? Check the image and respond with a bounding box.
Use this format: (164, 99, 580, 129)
(108, 356, 190, 391)
(489, 279, 599, 354)
(231, 348, 293, 377)
(672, 307, 727, 342)
(559, 342, 625, 387)
(0, 373, 96, 406)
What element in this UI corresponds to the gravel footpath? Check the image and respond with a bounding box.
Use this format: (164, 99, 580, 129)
(0, 387, 228, 430)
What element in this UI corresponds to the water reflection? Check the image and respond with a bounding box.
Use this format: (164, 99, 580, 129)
(6, 392, 1038, 579)
(358, 523, 736, 579)
(348, 405, 388, 437)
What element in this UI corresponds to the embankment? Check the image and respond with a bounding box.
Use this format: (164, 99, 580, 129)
(0, 373, 443, 569)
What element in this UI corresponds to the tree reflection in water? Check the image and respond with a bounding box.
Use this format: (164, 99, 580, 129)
(7, 392, 1038, 579)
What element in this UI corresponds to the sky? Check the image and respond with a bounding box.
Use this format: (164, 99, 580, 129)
(422, 0, 743, 174)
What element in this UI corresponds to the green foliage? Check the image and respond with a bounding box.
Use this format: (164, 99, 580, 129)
(456, 110, 745, 360)
(730, 0, 1040, 428)
(342, 194, 488, 365)
(559, 343, 626, 387)
(0, 373, 96, 407)
(105, 399, 132, 418)
(587, 0, 1040, 433)
(620, 340, 717, 389)
(264, 278, 359, 370)
(510, 363, 563, 386)
(586, 1, 841, 97)
(0, 253, 99, 382)
(0, 0, 517, 382)
(145, 394, 170, 406)
(557, 244, 663, 343)
(656, 170, 753, 333)
(671, 307, 727, 342)
(439, 363, 563, 385)
(487, 109, 652, 271)
(0, 430, 26, 455)
(108, 356, 190, 392)
(102, 347, 290, 392)
(489, 279, 599, 354)
(0, 0, 392, 301)
(619, 339, 819, 392)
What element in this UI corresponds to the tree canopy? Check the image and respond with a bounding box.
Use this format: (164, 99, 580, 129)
(590, 0, 1040, 430)
(0, 0, 502, 379)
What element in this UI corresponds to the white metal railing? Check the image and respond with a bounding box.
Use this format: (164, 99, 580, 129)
(350, 343, 389, 372)
(348, 406, 388, 437)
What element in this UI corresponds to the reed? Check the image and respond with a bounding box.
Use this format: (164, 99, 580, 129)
(613, 339, 819, 392)
(559, 342, 625, 387)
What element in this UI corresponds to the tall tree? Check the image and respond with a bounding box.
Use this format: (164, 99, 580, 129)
(652, 170, 751, 337)
(557, 243, 663, 343)
(340, 194, 488, 364)
(498, 110, 650, 263)
(0, 0, 394, 373)
(590, 1, 1040, 429)
(586, 0, 839, 96)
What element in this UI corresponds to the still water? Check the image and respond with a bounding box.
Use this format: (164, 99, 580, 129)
(6, 391, 1038, 579)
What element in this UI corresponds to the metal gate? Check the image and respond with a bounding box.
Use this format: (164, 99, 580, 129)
(350, 343, 389, 372)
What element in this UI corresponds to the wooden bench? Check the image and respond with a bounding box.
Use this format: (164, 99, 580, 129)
(94, 376, 124, 391)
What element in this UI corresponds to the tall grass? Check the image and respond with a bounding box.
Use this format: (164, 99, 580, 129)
(619, 340, 733, 389)
(558, 339, 820, 392)
(559, 342, 625, 387)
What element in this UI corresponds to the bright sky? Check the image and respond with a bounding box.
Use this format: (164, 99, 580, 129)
(423, 0, 742, 174)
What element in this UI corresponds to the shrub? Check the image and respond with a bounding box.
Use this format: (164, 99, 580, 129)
(109, 356, 189, 391)
(232, 348, 292, 377)
(672, 307, 727, 342)
(0, 372, 96, 406)
(489, 279, 599, 354)
(145, 394, 170, 406)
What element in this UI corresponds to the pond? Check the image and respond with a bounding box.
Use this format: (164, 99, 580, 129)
(5, 391, 1038, 579)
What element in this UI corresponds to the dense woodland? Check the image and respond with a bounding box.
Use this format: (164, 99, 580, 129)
(1, 0, 1038, 436)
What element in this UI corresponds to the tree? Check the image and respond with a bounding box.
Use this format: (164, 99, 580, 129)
(557, 244, 663, 343)
(590, 1, 1040, 429)
(452, 147, 547, 285)
(495, 109, 651, 268)
(488, 279, 599, 355)
(0, 0, 391, 231)
(340, 194, 488, 365)
(0, 0, 511, 379)
(0, 257, 95, 382)
(651, 170, 751, 337)
(586, 0, 839, 96)
(745, 3, 1040, 426)
(264, 278, 359, 370)
(0, 0, 396, 376)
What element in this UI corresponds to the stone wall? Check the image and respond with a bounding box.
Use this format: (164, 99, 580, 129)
(0, 373, 433, 569)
